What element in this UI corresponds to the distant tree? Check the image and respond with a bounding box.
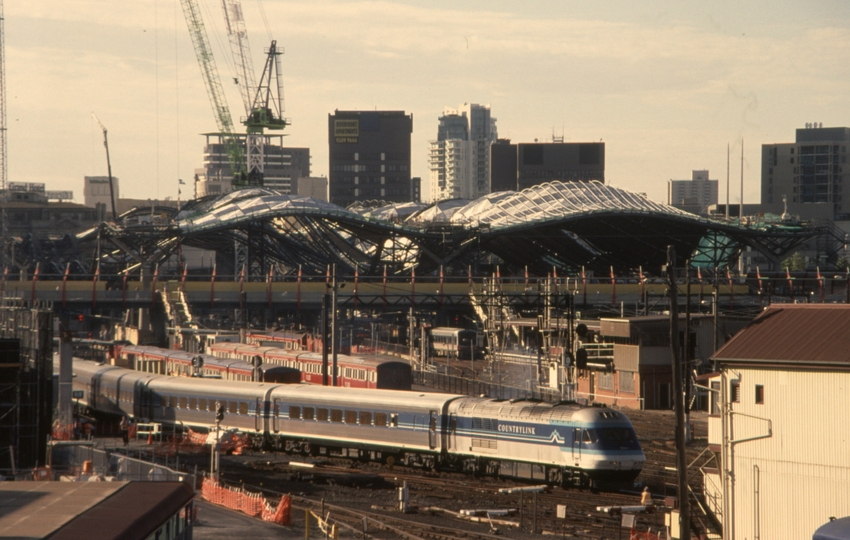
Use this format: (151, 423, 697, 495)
(781, 252, 806, 272)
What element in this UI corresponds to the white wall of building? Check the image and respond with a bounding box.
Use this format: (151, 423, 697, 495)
(705, 368, 850, 539)
(83, 176, 120, 208)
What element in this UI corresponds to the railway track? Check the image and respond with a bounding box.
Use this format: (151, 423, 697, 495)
(159, 405, 713, 538)
(219, 460, 666, 538)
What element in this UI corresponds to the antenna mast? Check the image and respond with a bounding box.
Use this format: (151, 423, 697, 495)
(0, 0, 7, 268)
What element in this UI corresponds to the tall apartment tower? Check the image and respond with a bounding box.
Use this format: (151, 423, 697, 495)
(762, 125, 850, 220)
(193, 133, 310, 198)
(429, 103, 497, 202)
(668, 170, 718, 215)
(328, 110, 413, 207)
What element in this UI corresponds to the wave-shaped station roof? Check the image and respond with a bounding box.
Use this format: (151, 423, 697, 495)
(159, 181, 819, 276)
(64, 181, 812, 277)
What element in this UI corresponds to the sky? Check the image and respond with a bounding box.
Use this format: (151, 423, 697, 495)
(5, 0, 850, 205)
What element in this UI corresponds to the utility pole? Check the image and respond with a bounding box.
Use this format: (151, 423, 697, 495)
(0, 0, 7, 269)
(666, 246, 690, 537)
(408, 307, 416, 370)
(322, 292, 329, 386)
(331, 264, 338, 387)
(684, 260, 692, 443)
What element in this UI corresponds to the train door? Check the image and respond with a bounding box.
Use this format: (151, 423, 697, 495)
(428, 410, 437, 449)
(138, 385, 149, 420)
(272, 399, 280, 433)
(255, 398, 262, 432)
(90, 374, 101, 411)
(571, 428, 582, 462)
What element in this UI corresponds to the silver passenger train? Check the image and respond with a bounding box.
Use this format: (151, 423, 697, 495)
(73, 359, 645, 486)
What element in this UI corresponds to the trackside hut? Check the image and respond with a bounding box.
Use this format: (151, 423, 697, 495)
(703, 304, 850, 540)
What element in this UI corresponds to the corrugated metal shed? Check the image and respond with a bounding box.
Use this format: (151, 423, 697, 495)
(712, 304, 850, 366)
(0, 481, 193, 539)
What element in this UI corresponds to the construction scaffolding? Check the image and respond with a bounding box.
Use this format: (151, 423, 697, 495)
(0, 300, 53, 472)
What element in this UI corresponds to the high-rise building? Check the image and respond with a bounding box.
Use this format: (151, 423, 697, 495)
(295, 176, 328, 201)
(429, 103, 497, 202)
(328, 110, 412, 207)
(489, 140, 605, 192)
(193, 133, 310, 198)
(668, 170, 718, 215)
(762, 125, 850, 220)
(84, 176, 120, 209)
(410, 177, 421, 203)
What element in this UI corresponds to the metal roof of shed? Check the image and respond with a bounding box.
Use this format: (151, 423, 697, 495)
(712, 304, 850, 367)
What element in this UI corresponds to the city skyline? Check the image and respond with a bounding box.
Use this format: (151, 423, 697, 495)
(5, 0, 850, 206)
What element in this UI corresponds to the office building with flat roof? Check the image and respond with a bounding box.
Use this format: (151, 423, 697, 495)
(328, 110, 412, 207)
(193, 133, 310, 198)
(490, 140, 605, 192)
(668, 170, 718, 215)
(762, 125, 850, 220)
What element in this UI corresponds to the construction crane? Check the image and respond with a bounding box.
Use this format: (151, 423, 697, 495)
(220, 0, 256, 119)
(244, 40, 288, 186)
(220, 0, 288, 187)
(179, 0, 247, 187)
(91, 113, 118, 221)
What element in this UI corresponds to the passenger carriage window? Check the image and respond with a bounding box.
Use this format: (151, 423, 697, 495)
(169, 396, 178, 408)
(317, 408, 328, 421)
(359, 411, 372, 425)
(199, 398, 207, 411)
(330, 409, 343, 423)
(161, 395, 168, 407)
(755, 385, 764, 404)
(303, 407, 315, 421)
(189, 397, 197, 410)
(374, 413, 387, 427)
(179, 397, 188, 409)
(289, 405, 301, 419)
(229, 401, 237, 414)
(345, 410, 358, 424)
(239, 402, 248, 415)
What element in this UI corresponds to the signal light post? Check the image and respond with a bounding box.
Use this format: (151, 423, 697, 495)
(212, 402, 225, 480)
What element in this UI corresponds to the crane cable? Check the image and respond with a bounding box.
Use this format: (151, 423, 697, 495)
(255, 0, 273, 42)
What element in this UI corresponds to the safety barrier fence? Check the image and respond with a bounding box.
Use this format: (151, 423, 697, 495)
(629, 530, 662, 540)
(48, 443, 197, 484)
(305, 509, 338, 539)
(201, 478, 291, 526)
